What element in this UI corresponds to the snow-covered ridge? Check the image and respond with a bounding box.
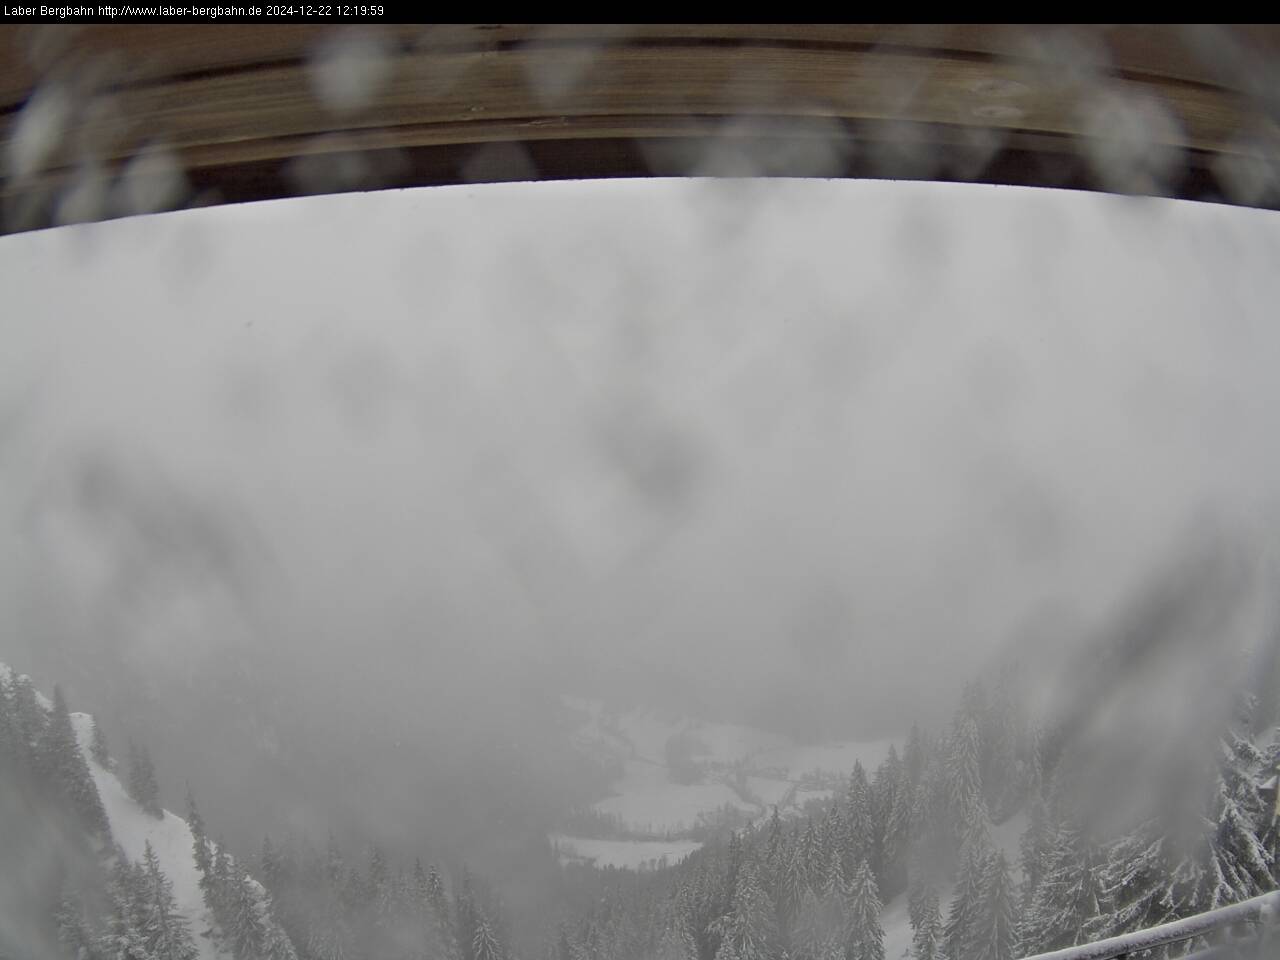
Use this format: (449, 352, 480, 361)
(69, 711, 228, 960)
(2, 660, 230, 960)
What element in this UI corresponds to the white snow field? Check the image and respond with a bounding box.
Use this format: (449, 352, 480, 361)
(593, 758, 757, 833)
(549, 833, 703, 870)
(565, 697, 897, 824)
(556, 696, 900, 868)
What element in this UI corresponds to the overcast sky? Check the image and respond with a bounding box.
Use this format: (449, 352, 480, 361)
(2, 178, 1280, 740)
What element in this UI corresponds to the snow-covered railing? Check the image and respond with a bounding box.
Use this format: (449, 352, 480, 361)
(1021, 890, 1280, 960)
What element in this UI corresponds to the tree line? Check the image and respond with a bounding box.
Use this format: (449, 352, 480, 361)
(251, 830, 512, 960)
(545, 672, 1280, 960)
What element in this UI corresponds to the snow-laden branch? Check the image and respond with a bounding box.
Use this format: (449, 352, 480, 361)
(1021, 890, 1280, 960)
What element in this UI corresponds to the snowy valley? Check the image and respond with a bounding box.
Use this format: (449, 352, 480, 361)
(552, 696, 897, 870)
(4, 654, 1279, 960)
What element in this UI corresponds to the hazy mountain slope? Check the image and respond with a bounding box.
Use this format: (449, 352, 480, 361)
(70, 710, 230, 960)
(2, 660, 249, 960)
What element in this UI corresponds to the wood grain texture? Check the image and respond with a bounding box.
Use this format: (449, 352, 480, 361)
(2, 24, 1278, 232)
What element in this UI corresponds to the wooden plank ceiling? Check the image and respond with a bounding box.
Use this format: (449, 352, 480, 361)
(2, 24, 1278, 232)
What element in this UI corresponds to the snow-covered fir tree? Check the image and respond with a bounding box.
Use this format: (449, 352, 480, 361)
(944, 836, 990, 960)
(1018, 821, 1101, 955)
(778, 839, 807, 936)
(795, 888, 845, 960)
(260, 907, 299, 960)
(41, 684, 112, 839)
(1095, 708, 1275, 949)
(709, 859, 775, 960)
(655, 903, 699, 960)
(908, 880, 941, 960)
(473, 911, 504, 960)
(97, 857, 155, 960)
(950, 697, 985, 826)
(261, 836, 284, 892)
(11, 674, 48, 765)
(230, 870, 271, 960)
(126, 740, 162, 819)
(139, 841, 198, 960)
(202, 834, 237, 936)
(428, 865, 462, 960)
(1017, 789, 1055, 914)
(1095, 817, 1179, 944)
(1263, 730, 1280, 884)
(1209, 717, 1274, 901)
(794, 881, 842, 960)
(186, 789, 211, 882)
(844, 859, 884, 960)
(876, 745, 912, 897)
(983, 671, 1026, 822)
(969, 851, 1014, 960)
(0, 675, 13, 761)
(843, 764, 876, 879)
(91, 715, 112, 769)
(55, 883, 100, 960)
